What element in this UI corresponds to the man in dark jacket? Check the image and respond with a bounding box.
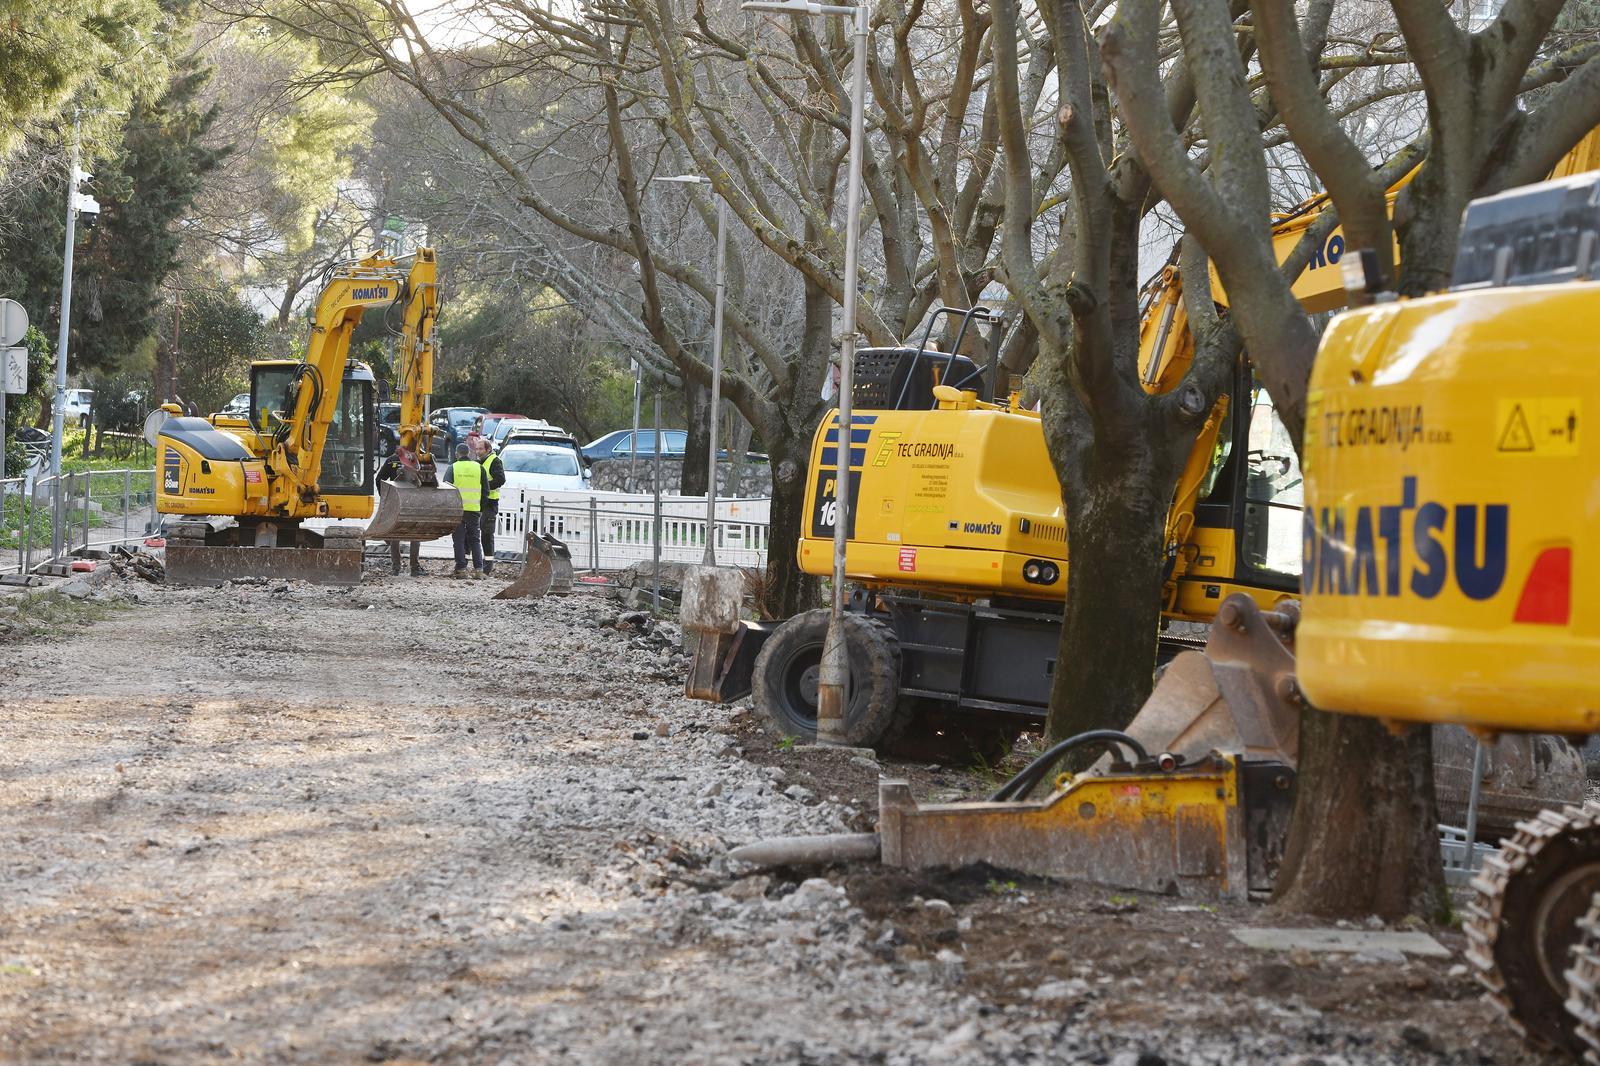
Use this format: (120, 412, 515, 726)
(474, 436, 508, 575)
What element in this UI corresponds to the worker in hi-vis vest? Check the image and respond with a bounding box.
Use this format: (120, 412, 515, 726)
(443, 443, 485, 577)
(473, 435, 507, 575)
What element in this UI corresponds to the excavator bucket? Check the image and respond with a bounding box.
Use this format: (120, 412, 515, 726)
(494, 532, 574, 600)
(365, 481, 463, 542)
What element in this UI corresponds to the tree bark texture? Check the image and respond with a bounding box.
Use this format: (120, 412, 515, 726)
(1273, 712, 1447, 920)
(762, 446, 820, 620)
(1044, 445, 1178, 742)
(681, 379, 710, 498)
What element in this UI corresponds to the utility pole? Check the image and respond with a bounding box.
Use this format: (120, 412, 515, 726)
(650, 174, 728, 565)
(743, 0, 870, 745)
(629, 361, 642, 492)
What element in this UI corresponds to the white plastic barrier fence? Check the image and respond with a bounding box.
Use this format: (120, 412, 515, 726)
(345, 486, 771, 569)
(503, 487, 771, 570)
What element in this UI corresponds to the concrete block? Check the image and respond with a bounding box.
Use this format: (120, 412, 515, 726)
(1231, 927, 1450, 958)
(681, 565, 745, 634)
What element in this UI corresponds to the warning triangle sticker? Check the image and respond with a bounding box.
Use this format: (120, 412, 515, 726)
(1498, 404, 1535, 452)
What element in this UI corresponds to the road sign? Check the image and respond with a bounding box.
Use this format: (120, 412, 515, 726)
(1, 345, 25, 394)
(0, 298, 28, 346)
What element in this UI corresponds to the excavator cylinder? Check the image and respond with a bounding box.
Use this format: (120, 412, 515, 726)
(365, 482, 464, 542)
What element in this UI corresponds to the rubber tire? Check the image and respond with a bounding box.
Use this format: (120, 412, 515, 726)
(377, 429, 396, 458)
(753, 609, 902, 749)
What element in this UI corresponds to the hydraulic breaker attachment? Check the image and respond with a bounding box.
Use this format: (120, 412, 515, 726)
(731, 756, 1294, 902)
(875, 760, 1274, 901)
(365, 481, 463, 542)
(494, 532, 573, 600)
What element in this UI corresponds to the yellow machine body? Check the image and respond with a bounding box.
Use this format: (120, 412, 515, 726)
(1297, 279, 1599, 734)
(798, 403, 1067, 598)
(155, 357, 377, 524)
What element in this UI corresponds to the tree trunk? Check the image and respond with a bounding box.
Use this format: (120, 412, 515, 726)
(762, 446, 820, 619)
(725, 409, 753, 498)
(1273, 712, 1448, 920)
(1043, 455, 1174, 743)
(681, 379, 711, 497)
(154, 340, 177, 405)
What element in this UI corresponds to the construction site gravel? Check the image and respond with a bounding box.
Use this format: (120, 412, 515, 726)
(0, 570, 1557, 1064)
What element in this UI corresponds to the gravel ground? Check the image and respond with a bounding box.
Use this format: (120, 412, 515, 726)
(0, 568, 1560, 1064)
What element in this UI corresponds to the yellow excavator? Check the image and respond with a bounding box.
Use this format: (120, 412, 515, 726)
(153, 250, 462, 585)
(1296, 164, 1600, 1057)
(711, 130, 1600, 1063)
(688, 169, 1454, 744)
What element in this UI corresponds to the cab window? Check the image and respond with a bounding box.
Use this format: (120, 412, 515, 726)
(1241, 382, 1302, 579)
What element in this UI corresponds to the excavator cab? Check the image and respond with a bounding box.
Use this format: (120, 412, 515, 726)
(248, 360, 377, 503)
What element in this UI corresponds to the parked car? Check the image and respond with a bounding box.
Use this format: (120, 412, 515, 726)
(491, 417, 567, 451)
(497, 437, 591, 493)
(581, 428, 688, 463)
(218, 392, 251, 418)
(479, 412, 530, 439)
(62, 388, 94, 428)
(426, 405, 490, 460)
(375, 403, 402, 456)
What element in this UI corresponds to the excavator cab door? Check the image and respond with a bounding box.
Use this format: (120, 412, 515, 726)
(1183, 359, 1303, 601)
(248, 360, 376, 497)
(320, 373, 375, 497)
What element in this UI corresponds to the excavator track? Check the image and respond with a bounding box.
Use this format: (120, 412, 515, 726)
(1565, 894, 1600, 1063)
(1465, 803, 1600, 1057)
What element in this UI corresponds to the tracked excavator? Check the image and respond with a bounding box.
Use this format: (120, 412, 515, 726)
(153, 250, 462, 585)
(1294, 164, 1600, 1057)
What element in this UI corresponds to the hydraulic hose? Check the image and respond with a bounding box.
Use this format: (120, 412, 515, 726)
(988, 729, 1151, 803)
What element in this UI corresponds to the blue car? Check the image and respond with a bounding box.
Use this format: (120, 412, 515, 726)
(581, 429, 688, 463)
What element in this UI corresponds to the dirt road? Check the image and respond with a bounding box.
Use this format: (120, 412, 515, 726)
(0, 572, 1555, 1064)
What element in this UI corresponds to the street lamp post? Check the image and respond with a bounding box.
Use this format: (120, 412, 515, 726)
(742, 0, 870, 746)
(50, 109, 109, 561)
(651, 174, 728, 566)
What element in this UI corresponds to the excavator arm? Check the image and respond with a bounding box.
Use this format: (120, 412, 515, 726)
(264, 253, 436, 512)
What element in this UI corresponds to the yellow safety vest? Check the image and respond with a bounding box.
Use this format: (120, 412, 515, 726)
(481, 454, 501, 502)
(451, 458, 483, 512)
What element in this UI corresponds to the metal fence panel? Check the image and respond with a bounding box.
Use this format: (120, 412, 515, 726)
(0, 467, 156, 575)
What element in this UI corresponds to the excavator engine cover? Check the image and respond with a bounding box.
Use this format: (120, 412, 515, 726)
(1297, 172, 1600, 735)
(365, 481, 463, 542)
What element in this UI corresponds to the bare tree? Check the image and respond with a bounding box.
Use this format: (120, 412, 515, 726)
(1104, 0, 1600, 916)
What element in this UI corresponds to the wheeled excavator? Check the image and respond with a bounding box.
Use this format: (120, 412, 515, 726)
(687, 137, 1590, 833)
(153, 250, 463, 585)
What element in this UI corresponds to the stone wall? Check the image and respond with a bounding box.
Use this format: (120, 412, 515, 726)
(590, 457, 773, 498)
